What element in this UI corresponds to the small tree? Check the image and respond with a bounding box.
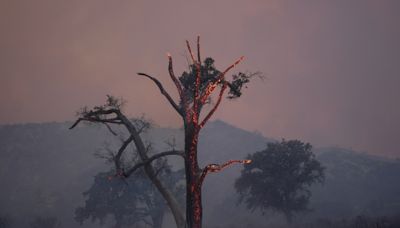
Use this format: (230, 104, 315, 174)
(75, 161, 184, 228)
(235, 139, 325, 220)
(70, 36, 259, 228)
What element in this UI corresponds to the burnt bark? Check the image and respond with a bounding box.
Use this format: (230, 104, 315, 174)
(183, 123, 202, 228)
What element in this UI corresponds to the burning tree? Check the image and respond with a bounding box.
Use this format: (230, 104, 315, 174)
(70, 37, 259, 228)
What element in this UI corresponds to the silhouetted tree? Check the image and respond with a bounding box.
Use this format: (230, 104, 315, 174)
(75, 161, 184, 228)
(70, 36, 259, 228)
(235, 139, 325, 220)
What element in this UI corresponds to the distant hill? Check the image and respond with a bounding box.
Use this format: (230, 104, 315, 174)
(311, 147, 400, 219)
(0, 121, 399, 227)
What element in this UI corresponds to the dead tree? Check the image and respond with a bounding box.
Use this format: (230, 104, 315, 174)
(70, 37, 258, 228)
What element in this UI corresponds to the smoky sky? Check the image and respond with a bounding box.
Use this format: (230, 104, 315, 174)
(1, 0, 399, 157)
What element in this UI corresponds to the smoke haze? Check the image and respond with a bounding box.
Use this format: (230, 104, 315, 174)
(1, 0, 399, 157)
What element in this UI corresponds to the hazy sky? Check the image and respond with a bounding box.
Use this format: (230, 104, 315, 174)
(1, 0, 399, 157)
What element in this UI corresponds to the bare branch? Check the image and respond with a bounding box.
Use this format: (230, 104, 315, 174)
(131, 116, 152, 135)
(197, 35, 201, 62)
(124, 150, 185, 177)
(167, 53, 184, 99)
(114, 136, 134, 171)
(199, 159, 252, 185)
(164, 137, 177, 151)
(93, 145, 115, 164)
(153, 158, 168, 177)
(69, 116, 122, 130)
(137, 73, 182, 116)
(86, 108, 119, 116)
(186, 40, 196, 63)
(199, 83, 228, 129)
(69, 118, 83, 129)
(102, 122, 118, 136)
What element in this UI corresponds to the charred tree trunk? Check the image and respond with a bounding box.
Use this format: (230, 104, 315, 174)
(184, 122, 202, 228)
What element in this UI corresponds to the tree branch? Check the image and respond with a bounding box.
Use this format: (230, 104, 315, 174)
(220, 56, 245, 78)
(197, 35, 201, 63)
(69, 116, 122, 130)
(86, 108, 120, 116)
(199, 83, 228, 129)
(137, 73, 183, 116)
(167, 53, 183, 99)
(69, 118, 83, 129)
(102, 122, 118, 136)
(193, 54, 201, 123)
(199, 159, 252, 186)
(123, 150, 185, 177)
(186, 40, 196, 63)
(186, 36, 201, 124)
(199, 56, 245, 105)
(114, 136, 134, 171)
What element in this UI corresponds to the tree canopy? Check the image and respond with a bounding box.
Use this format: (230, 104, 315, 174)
(235, 139, 325, 220)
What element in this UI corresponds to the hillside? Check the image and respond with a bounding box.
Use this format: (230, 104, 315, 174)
(0, 121, 399, 227)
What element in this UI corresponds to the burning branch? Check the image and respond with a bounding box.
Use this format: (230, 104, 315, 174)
(199, 159, 252, 186)
(199, 83, 228, 129)
(199, 56, 245, 105)
(186, 38, 202, 123)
